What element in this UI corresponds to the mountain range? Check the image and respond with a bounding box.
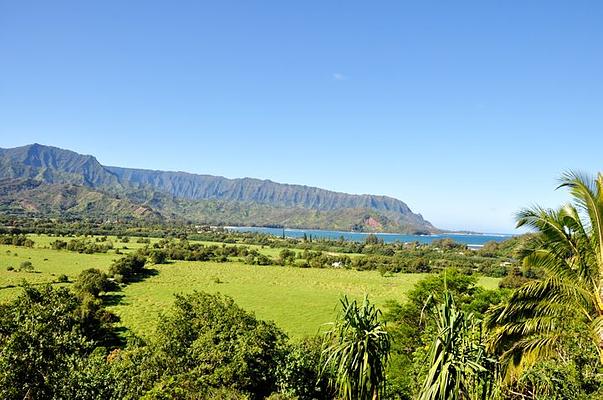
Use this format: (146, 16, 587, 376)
(0, 144, 438, 233)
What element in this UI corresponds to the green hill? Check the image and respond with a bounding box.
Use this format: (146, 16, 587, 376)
(0, 144, 438, 233)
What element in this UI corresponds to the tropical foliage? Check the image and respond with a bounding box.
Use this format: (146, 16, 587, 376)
(419, 291, 495, 400)
(384, 270, 505, 399)
(321, 295, 391, 400)
(4, 173, 603, 398)
(486, 172, 603, 383)
(0, 285, 115, 399)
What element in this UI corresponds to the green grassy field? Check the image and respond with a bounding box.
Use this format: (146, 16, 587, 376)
(0, 243, 116, 300)
(0, 234, 500, 338)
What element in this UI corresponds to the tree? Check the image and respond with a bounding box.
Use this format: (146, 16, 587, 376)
(419, 291, 495, 400)
(503, 321, 603, 399)
(365, 234, 383, 245)
(276, 337, 335, 400)
(74, 268, 114, 296)
(384, 270, 505, 399)
(118, 291, 286, 399)
(431, 238, 466, 251)
(19, 260, 34, 272)
(0, 285, 116, 399)
(321, 295, 390, 400)
(109, 253, 146, 282)
(278, 248, 296, 265)
(149, 249, 168, 264)
(486, 171, 603, 382)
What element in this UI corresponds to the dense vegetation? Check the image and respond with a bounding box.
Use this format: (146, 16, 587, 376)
(0, 217, 530, 280)
(1, 172, 603, 398)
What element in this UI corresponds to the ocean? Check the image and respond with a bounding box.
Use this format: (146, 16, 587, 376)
(227, 226, 513, 247)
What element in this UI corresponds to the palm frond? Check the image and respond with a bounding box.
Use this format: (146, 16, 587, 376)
(487, 171, 603, 386)
(321, 295, 390, 400)
(419, 292, 496, 400)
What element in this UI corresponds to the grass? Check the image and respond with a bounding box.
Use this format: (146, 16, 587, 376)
(109, 262, 498, 338)
(0, 243, 116, 301)
(109, 262, 431, 338)
(0, 234, 500, 339)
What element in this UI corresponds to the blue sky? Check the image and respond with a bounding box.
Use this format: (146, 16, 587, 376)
(1, 1, 602, 233)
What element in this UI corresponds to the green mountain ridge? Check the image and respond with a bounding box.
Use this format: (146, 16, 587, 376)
(0, 144, 438, 233)
(0, 179, 164, 222)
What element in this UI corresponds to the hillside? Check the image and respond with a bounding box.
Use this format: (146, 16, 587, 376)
(106, 166, 419, 214)
(0, 144, 438, 233)
(0, 178, 164, 222)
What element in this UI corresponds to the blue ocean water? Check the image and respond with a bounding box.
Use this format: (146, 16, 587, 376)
(227, 226, 513, 246)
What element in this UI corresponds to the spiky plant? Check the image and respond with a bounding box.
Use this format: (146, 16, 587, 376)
(486, 171, 603, 381)
(419, 291, 495, 400)
(321, 295, 391, 400)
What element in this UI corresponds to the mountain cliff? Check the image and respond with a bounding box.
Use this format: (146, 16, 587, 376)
(0, 144, 437, 233)
(0, 144, 119, 187)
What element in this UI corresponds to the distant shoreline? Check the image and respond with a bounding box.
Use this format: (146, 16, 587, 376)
(225, 226, 513, 246)
(224, 226, 513, 237)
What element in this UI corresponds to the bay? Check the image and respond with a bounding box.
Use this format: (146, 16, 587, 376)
(227, 226, 513, 247)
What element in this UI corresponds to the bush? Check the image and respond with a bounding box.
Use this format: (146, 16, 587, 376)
(140, 382, 251, 400)
(109, 254, 147, 282)
(18, 261, 34, 272)
(278, 249, 296, 265)
(276, 337, 334, 400)
(0, 234, 35, 247)
(266, 393, 296, 400)
(244, 253, 274, 266)
(56, 274, 69, 283)
(74, 268, 114, 296)
(294, 260, 310, 268)
(50, 238, 113, 253)
(149, 250, 168, 264)
(150, 292, 286, 398)
(498, 267, 532, 289)
(0, 285, 117, 399)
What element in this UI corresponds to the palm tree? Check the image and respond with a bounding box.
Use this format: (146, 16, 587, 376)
(321, 295, 391, 400)
(486, 171, 603, 381)
(419, 291, 495, 400)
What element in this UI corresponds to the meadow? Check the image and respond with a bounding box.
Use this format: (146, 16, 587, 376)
(0, 234, 499, 338)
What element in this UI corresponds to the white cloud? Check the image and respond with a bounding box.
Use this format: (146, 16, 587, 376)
(332, 73, 347, 81)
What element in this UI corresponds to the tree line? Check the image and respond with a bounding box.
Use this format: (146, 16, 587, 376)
(2, 172, 603, 398)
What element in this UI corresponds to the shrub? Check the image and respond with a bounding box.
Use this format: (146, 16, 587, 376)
(498, 266, 532, 289)
(18, 261, 34, 272)
(109, 254, 147, 283)
(152, 292, 286, 398)
(74, 268, 114, 296)
(278, 249, 296, 265)
(0, 285, 117, 399)
(0, 234, 35, 247)
(149, 250, 168, 264)
(276, 337, 334, 400)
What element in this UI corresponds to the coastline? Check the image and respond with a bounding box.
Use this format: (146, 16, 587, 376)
(225, 226, 513, 246)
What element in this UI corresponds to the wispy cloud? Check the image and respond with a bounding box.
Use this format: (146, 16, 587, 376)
(332, 73, 348, 81)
